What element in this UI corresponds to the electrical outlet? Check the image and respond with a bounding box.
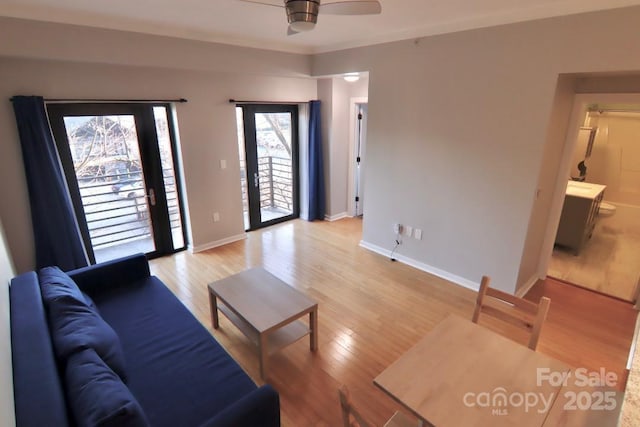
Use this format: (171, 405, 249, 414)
(393, 223, 402, 234)
(414, 228, 423, 240)
(213, 212, 220, 222)
(404, 225, 413, 237)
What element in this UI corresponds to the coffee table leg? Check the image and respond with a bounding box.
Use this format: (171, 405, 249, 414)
(310, 307, 318, 351)
(209, 290, 219, 329)
(259, 333, 268, 379)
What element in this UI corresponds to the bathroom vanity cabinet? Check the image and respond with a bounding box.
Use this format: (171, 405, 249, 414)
(555, 181, 606, 255)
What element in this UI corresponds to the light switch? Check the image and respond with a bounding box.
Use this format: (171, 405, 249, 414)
(220, 159, 227, 169)
(213, 212, 220, 222)
(404, 225, 413, 237)
(414, 229, 423, 240)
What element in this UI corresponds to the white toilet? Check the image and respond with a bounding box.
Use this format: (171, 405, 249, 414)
(599, 202, 617, 216)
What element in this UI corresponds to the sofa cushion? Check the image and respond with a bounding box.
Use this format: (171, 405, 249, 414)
(46, 294, 128, 381)
(92, 277, 260, 427)
(39, 266, 96, 309)
(65, 348, 149, 427)
(83, 290, 98, 312)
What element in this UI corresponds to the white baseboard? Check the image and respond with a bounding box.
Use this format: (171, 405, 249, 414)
(515, 274, 541, 298)
(359, 240, 480, 292)
(325, 212, 348, 222)
(189, 233, 246, 253)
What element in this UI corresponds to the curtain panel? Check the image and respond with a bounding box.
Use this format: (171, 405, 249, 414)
(12, 96, 88, 271)
(308, 100, 325, 221)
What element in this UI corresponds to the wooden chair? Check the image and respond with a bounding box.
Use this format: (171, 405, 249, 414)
(472, 275, 551, 350)
(338, 385, 418, 427)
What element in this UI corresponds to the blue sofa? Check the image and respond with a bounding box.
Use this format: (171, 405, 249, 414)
(10, 253, 280, 427)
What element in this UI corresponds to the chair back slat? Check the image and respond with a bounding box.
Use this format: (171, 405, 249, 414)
(472, 275, 551, 350)
(481, 303, 535, 329)
(484, 286, 538, 314)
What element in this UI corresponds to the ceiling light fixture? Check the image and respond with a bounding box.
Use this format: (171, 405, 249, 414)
(286, 0, 319, 33)
(343, 73, 360, 82)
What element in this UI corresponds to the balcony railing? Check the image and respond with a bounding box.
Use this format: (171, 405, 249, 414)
(240, 155, 293, 216)
(258, 156, 293, 211)
(78, 171, 182, 252)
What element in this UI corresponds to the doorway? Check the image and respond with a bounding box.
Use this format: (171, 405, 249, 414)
(236, 104, 300, 231)
(47, 103, 186, 264)
(348, 98, 368, 217)
(542, 93, 640, 302)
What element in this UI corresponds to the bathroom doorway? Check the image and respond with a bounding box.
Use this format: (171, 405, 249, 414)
(546, 96, 640, 302)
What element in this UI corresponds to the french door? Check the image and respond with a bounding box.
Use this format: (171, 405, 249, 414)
(47, 103, 186, 264)
(237, 104, 299, 230)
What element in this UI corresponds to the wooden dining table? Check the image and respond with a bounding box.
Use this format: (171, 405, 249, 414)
(374, 314, 623, 427)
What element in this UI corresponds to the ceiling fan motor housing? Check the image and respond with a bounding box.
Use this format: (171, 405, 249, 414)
(285, 0, 320, 25)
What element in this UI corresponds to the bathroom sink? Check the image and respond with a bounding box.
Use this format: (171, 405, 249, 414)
(568, 185, 592, 193)
(567, 182, 591, 189)
(566, 181, 606, 199)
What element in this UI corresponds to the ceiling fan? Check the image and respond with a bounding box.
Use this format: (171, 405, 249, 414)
(238, 0, 382, 35)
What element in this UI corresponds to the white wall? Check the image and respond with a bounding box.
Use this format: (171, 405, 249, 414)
(0, 17, 309, 77)
(0, 19, 316, 272)
(326, 78, 350, 219)
(312, 6, 640, 293)
(0, 220, 16, 427)
(584, 112, 640, 206)
(516, 75, 575, 293)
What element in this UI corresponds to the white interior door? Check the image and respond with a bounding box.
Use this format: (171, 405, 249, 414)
(355, 103, 368, 217)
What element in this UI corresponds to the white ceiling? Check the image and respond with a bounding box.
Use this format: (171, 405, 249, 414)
(1, 0, 640, 54)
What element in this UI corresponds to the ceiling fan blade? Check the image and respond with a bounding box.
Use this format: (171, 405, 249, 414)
(237, 0, 284, 8)
(321, 0, 381, 15)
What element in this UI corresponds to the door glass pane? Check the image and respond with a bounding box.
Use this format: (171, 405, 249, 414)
(62, 115, 155, 263)
(153, 106, 185, 250)
(236, 107, 250, 230)
(255, 112, 294, 222)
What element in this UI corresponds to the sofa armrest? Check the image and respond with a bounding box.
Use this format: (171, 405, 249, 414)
(197, 385, 280, 427)
(68, 253, 150, 296)
(10, 272, 71, 427)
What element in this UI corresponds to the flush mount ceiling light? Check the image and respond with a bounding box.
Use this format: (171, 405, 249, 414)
(343, 73, 360, 82)
(238, 0, 382, 35)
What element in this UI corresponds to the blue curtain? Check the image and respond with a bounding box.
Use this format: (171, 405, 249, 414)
(308, 100, 325, 220)
(12, 96, 88, 271)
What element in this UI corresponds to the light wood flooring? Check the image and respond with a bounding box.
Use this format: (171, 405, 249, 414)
(527, 278, 637, 388)
(548, 203, 640, 301)
(150, 217, 637, 426)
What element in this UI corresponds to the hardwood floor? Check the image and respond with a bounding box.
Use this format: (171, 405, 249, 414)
(149, 217, 637, 426)
(526, 277, 638, 390)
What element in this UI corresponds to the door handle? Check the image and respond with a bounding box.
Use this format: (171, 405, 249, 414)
(254, 172, 259, 188)
(147, 188, 156, 206)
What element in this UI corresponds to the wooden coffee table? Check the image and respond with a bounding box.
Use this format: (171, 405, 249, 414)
(208, 267, 318, 379)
